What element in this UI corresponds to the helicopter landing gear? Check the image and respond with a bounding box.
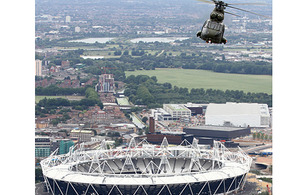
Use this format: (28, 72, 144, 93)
(221, 37, 227, 44)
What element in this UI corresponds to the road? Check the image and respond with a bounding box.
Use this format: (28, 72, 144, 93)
(244, 144, 272, 153)
(156, 50, 165, 57)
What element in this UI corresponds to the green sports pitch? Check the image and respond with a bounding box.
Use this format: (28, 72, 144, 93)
(125, 68, 272, 94)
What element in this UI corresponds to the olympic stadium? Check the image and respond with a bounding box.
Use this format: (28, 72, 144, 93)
(41, 137, 252, 195)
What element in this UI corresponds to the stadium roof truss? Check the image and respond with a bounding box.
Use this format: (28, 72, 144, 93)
(41, 137, 252, 195)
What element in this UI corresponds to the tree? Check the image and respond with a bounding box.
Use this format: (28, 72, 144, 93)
(142, 116, 148, 123)
(136, 75, 150, 84)
(150, 76, 158, 83)
(136, 85, 154, 105)
(114, 138, 123, 147)
(125, 75, 136, 84)
(114, 50, 122, 56)
(256, 132, 261, 140)
(163, 82, 172, 89)
(123, 50, 129, 56)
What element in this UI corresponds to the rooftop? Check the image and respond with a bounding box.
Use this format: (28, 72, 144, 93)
(185, 125, 248, 132)
(206, 102, 269, 116)
(71, 129, 93, 134)
(164, 104, 190, 112)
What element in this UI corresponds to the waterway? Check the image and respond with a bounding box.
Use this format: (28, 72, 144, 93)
(69, 37, 115, 44)
(81, 55, 104, 59)
(130, 37, 190, 43)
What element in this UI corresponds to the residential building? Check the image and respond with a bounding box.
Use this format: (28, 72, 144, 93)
(70, 129, 94, 142)
(35, 136, 51, 157)
(61, 60, 70, 68)
(98, 74, 114, 93)
(51, 139, 74, 154)
(35, 78, 56, 87)
(59, 79, 80, 88)
(59, 139, 74, 154)
(35, 60, 42, 76)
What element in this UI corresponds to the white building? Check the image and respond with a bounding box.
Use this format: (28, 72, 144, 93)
(66, 16, 71, 23)
(75, 26, 80, 33)
(35, 59, 42, 76)
(163, 104, 191, 118)
(205, 102, 270, 128)
(70, 129, 93, 142)
(151, 104, 192, 122)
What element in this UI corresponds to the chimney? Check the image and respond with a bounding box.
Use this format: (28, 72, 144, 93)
(149, 116, 155, 134)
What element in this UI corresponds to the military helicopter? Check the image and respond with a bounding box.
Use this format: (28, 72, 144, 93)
(196, 0, 269, 44)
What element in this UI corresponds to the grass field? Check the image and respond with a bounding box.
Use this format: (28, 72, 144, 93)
(116, 98, 131, 106)
(35, 96, 85, 103)
(125, 68, 272, 94)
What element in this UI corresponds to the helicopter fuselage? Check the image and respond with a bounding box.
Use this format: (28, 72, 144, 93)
(197, 18, 226, 44)
(197, 5, 227, 44)
(196, 0, 268, 44)
(210, 7, 225, 22)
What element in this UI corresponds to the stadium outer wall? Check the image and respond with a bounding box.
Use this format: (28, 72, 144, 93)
(41, 138, 252, 195)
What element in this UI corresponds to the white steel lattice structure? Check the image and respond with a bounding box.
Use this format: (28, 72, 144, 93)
(41, 137, 252, 195)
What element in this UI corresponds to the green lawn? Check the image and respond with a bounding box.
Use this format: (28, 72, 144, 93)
(125, 68, 272, 94)
(116, 97, 131, 106)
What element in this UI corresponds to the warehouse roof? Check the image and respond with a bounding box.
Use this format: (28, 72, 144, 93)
(185, 125, 248, 132)
(205, 102, 269, 116)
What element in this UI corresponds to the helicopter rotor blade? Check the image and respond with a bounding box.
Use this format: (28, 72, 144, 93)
(196, 0, 215, 5)
(227, 5, 271, 18)
(224, 11, 242, 17)
(227, 3, 267, 6)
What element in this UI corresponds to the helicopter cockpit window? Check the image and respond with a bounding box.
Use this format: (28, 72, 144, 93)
(206, 21, 222, 31)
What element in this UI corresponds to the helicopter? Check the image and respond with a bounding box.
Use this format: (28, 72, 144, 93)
(196, 0, 269, 44)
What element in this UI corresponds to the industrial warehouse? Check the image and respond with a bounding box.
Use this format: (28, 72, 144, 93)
(205, 103, 270, 128)
(183, 126, 251, 140)
(146, 103, 260, 146)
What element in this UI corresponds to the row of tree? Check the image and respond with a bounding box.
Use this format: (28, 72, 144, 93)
(35, 87, 103, 117)
(252, 132, 272, 141)
(197, 60, 272, 75)
(42, 47, 271, 78)
(94, 54, 271, 75)
(124, 75, 272, 108)
(35, 85, 87, 96)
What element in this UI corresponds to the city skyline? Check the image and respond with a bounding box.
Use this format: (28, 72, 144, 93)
(2, 0, 298, 195)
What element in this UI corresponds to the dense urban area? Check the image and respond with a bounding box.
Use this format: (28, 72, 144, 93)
(35, 0, 272, 194)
